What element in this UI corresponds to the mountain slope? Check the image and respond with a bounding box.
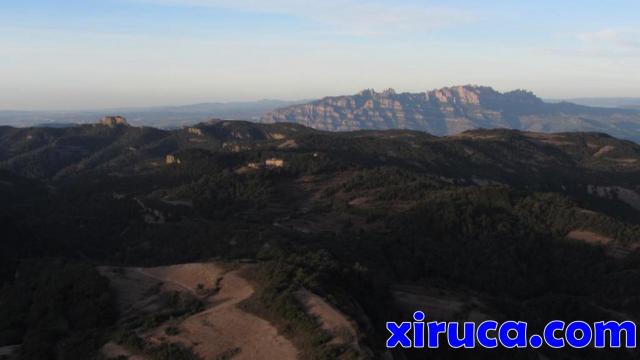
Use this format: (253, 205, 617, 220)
(262, 85, 640, 143)
(2, 120, 640, 359)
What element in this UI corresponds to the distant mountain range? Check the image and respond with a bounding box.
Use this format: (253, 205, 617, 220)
(548, 97, 640, 109)
(0, 99, 308, 129)
(3, 86, 640, 143)
(262, 86, 640, 143)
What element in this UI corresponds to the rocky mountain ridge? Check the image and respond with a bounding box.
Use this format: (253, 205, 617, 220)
(262, 85, 640, 142)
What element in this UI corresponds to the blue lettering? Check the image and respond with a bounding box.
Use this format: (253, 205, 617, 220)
(386, 322, 412, 348)
(594, 321, 637, 348)
(476, 320, 498, 348)
(498, 321, 527, 348)
(565, 321, 592, 348)
(544, 320, 565, 348)
(447, 322, 476, 348)
(413, 311, 426, 348)
(427, 321, 447, 348)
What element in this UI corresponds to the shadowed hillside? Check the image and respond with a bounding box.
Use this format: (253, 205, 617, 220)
(1, 120, 640, 359)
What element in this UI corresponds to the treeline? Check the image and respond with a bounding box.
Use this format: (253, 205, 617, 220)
(0, 259, 117, 360)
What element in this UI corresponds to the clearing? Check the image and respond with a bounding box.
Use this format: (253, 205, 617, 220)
(100, 263, 298, 360)
(566, 230, 614, 246)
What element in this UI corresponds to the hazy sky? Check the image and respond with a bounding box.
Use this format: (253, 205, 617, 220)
(2, 0, 640, 110)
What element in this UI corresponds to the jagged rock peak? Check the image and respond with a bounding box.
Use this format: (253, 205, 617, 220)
(381, 88, 397, 96)
(352, 85, 541, 103)
(503, 89, 544, 104)
(426, 85, 543, 105)
(259, 84, 594, 136)
(357, 89, 376, 97)
(429, 85, 491, 102)
(355, 88, 397, 97)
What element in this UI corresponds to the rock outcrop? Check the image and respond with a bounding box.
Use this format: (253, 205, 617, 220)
(166, 154, 181, 165)
(99, 116, 128, 127)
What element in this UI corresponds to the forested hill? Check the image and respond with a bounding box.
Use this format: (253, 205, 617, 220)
(1, 119, 639, 183)
(2, 119, 640, 359)
(262, 85, 640, 143)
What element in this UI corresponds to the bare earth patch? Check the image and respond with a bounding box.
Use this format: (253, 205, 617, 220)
(521, 132, 579, 146)
(101, 263, 298, 360)
(295, 289, 358, 347)
(451, 133, 500, 140)
(566, 230, 636, 259)
(593, 145, 615, 158)
(612, 158, 638, 164)
(278, 139, 299, 149)
(348, 196, 372, 207)
(566, 230, 614, 246)
(137, 263, 224, 294)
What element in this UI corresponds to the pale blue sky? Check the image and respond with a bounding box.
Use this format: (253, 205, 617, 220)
(1, 0, 639, 110)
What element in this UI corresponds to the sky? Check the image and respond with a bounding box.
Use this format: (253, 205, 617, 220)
(1, 0, 639, 110)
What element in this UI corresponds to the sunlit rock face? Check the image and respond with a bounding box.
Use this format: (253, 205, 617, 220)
(261, 85, 640, 143)
(99, 116, 129, 127)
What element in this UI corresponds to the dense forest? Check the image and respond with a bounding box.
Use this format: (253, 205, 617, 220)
(1, 120, 640, 359)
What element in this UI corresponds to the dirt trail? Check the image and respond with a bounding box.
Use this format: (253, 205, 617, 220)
(101, 263, 298, 360)
(156, 269, 297, 360)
